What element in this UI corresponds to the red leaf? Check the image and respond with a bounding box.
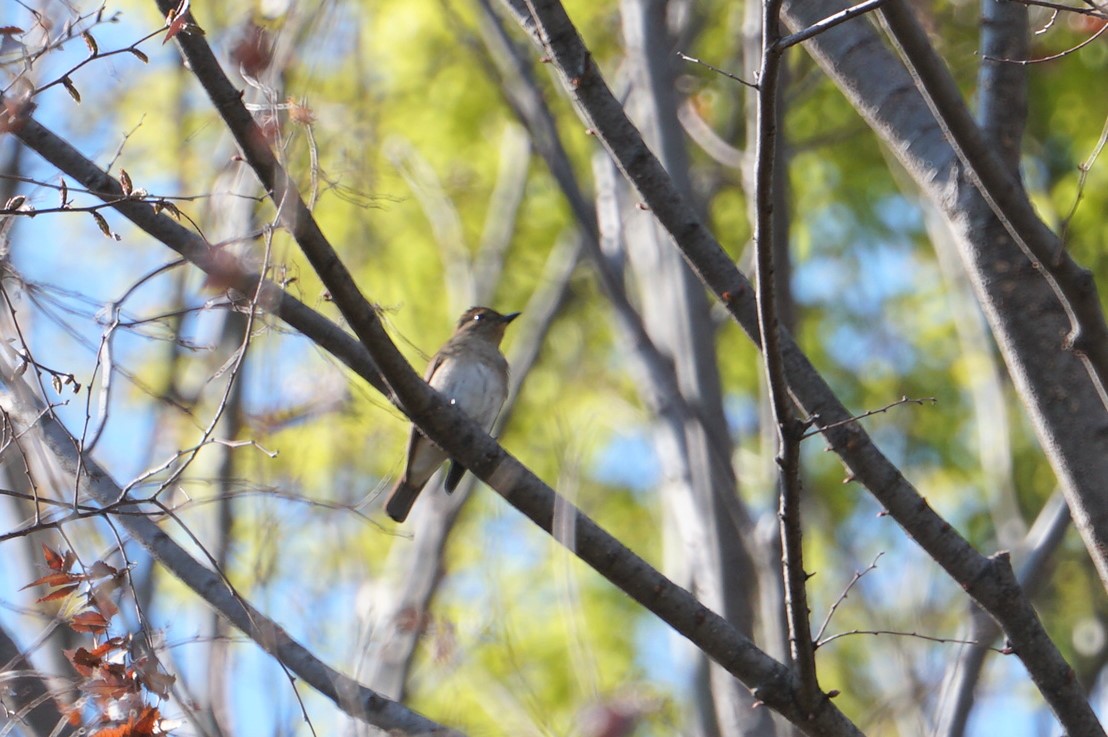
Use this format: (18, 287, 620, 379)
(163, 0, 191, 44)
(22, 571, 78, 589)
(43, 544, 65, 570)
(36, 583, 80, 603)
(88, 637, 127, 658)
(70, 611, 109, 634)
(133, 705, 161, 735)
(66, 646, 102, 676)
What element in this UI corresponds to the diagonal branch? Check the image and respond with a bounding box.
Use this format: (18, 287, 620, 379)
(876, 1, 1108, 397)
(497, 1, 1103, 734)
(151, 4, 863, 730)
(7, 8, 860, 735)
(0, 353, 464, 737)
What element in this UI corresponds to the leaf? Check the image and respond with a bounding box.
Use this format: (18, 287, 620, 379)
(134, 658, 176, 698)
(42, 544, 66, 571)
(5, 195, 25, 210)
(129, 47, 149, 64)
(61, 76, 80, 103)
(59, 178, 68, 206)
(82, 31, 98, 56)
(87, 561, 119, 579)
(52, 374, 62, 393)
(69, 610, 109, 634)
(90, 211, 118, 240)
(36, 583, 80, 603)
(21, 571, 78, 589)
(163, 0, 191, 44)
(88, 637, 127, 658)
(90, 584, 119, 620)
(66, 646, 103, 673)
(153, 200, 182, 219)
(119, 169, 132, 197)
(0, 27, 25, 35)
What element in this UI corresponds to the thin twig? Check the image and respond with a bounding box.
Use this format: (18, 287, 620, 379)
(675, 51, 759, 88)
(983, 20, 1108, 63)
(803, 395, 936, 439)
(817, 629, 1008, 651)
(1004, 0, 1108, 19)
(773, 0, 894, 51)
(814, 552, 884, 644)
(1059, 114, 1108, 245)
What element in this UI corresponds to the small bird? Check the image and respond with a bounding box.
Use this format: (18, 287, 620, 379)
(385, 306, 519, 523)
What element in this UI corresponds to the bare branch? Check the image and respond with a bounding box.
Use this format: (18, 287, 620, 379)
(753, 0, 821, 707)
(0, 355, 464, 736)
(495, 0, 1103, 732)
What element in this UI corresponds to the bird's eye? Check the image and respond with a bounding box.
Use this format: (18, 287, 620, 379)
(473, 312, 484, 321)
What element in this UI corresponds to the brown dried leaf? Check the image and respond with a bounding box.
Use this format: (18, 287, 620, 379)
(134, 658, 175, 698)
(62, 76, 80, 103)
(91, 584, 119, 620)
(129, 47, 149, 64)
(119, 169, 132, 197)
(67, 646, 103, 671)
(70, 610, 109, 634)
(91, 211, 116, 239)
(82, 31, 98, 56)
(87, 560, 119, 579)
(153, 200, 182, 219)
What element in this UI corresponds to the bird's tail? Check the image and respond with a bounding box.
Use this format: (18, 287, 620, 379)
(385, 478, 423, 523)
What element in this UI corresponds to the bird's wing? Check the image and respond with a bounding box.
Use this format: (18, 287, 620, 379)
(399, 350, 449, 479)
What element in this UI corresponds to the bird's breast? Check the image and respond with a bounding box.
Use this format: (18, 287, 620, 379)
(428, 355, 509, 428)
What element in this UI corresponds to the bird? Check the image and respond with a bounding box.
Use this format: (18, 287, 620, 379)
(385, 306, 519, 523)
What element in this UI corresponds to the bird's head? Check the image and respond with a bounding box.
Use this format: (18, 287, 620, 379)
(455, 306, 520, 344)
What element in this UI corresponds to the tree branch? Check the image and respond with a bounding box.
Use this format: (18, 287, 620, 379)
(0, 355, 464, 736)
(877, 1, 1108, 402)
(495, 0, 1104, 733)
(754, 0, 821, 707)
(7, 6, 861, 733)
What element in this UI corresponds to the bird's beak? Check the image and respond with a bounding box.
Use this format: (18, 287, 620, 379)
(501, 312, 521, 324)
